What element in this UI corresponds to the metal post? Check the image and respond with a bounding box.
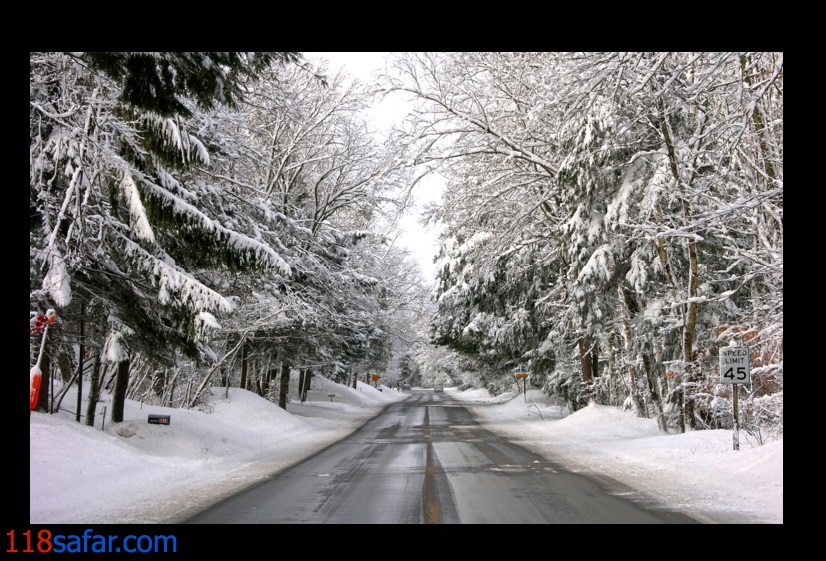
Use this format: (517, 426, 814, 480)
(732, 386, 739, 451)
(50, 363, 54, 414)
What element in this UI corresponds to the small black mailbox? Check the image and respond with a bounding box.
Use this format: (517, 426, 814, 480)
(148, 414, 171, 425)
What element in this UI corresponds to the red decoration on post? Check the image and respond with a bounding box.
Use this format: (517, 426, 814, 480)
(30, 369, 42, 411)
(30, 313, 55, 336)
(30, 310, 56, 413)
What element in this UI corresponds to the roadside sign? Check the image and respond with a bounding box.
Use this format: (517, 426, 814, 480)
(513, 365, 531, 402)
(513, 364, 530, 377)
(719, 346, 750, 385)
(148, 414, 171, 425)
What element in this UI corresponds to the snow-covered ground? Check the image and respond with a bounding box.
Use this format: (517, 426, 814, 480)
(29, 377, 782, 524)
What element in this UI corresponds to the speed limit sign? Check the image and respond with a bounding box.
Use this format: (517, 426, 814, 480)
(719, 346, 750, 385)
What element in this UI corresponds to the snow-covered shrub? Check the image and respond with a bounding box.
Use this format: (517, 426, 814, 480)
(741, 391, 783, 443)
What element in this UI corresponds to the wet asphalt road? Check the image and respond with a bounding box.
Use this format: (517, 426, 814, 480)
(185, 390, 698, 524)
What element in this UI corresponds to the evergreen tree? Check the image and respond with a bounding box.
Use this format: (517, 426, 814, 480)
(30, 52, 301, 420)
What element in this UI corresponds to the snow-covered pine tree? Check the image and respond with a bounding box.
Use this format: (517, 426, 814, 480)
(30, 52, 301, 420)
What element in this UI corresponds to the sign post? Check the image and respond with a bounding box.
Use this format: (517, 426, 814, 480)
(719, 344, 750, 451)
(514, 365, 530, 403)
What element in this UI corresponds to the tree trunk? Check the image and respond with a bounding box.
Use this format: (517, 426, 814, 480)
(352, 372, 358, 389)
(75, 306, 84, 422)
(685, 390, 696, 430)
(683, 245, 699, 365)
(591, 338, 600, 379)
(239, 341, 248, 390)
(297, 369, 305, 401)
(278, 361, 290, 410)
(300, 368, 312, 403)
(111, 358, 130, 423)
(58, 353, 72, 383)
(262, 362, 271, 393)
(607, 331, 621, 407)
(85, 351, 102, 427)
(152, 369, 166, 397)
(658, 95, 701, 426)
(577, 334, 593, 404)
(641, 353, 668, 433)
(224, 366, 231, 399)
(676, 384, 686, 433)
(681, 362, 699, 431)
(619, 286, 643, 416)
